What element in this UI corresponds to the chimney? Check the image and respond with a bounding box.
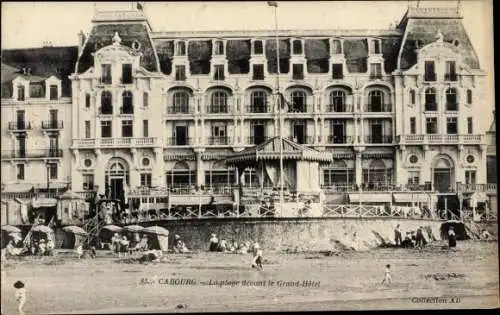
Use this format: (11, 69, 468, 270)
(78, 31, 86, 54)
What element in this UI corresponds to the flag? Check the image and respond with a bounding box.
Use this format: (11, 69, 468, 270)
(278, 92, 291, 111)
(267, 1, 278, 7)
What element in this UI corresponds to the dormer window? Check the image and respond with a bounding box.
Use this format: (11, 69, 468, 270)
(292, 40, 303, 55)
(292, 64, 304, 80)
(214, 40, 224, 55)
(370, 39, 380, 54)
(175, 41, 186, 56)
(49, 85, 58, 100)
(332, 64, 343, 79)
(175, 65, 186, 81)
(101, 64, 112, 84)
(444, 61, 457, 81)
(214, 65, 225, 80)
(332, 39, 342, 54)
(424, 61, 436, 81)
(253, 40, 263, 55)
(17, 85, 25, 101)
(122, 64, 132, 84)
(369, 63, 382, 79)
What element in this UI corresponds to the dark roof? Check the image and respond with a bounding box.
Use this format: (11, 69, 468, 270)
(77, 23, 159, 73)
(398, 18, 480, 70)
(1, 46, 79, 97)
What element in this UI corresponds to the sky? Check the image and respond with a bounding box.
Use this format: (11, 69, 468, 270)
(1, 0, 495, 126)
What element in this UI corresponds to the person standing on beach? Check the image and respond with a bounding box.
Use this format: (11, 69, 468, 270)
(448, 227, 457, 248)
(251, 242, 264, 271)
(381, 264, 391, 284)
(394, 224, 402, 246)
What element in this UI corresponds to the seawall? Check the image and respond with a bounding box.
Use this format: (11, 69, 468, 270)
(141, 218, 445, 252)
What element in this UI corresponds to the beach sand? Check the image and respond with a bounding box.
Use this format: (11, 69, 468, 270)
(1, 241, 498, 314)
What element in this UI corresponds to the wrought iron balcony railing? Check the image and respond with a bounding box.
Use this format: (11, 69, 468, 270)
(41, 120, 64, 130)
(247, 136, 270, 145)
(246, 105, 270, 113)
(1, 149, 63, 159)
(327, 135, 353, 144)
(167, 106, 193, 114)
(99, 106, 113, 115)
(327, 104, 353, 112)
(206, 105, 229, 114)
(120, 106, 134, 115)
(207, 136, 230, 145)
(167, 137, 192, 146)
(364, 103, 392, 112)
(364, 135, 393, 144)
(8, 121, 32, 131)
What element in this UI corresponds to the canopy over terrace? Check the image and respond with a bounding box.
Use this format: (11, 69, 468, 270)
(226, 137, 332, 194)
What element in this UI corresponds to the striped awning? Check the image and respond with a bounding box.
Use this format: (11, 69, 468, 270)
(393, 193, 429, 203)
(1, 183, 33, 193)
(348, 193, 391, 203)
(32, 198, 58, 208)
(35, 182, 69, 190)
(163, 153, 195, 161)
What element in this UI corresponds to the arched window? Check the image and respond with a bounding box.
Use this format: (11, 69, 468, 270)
(175, 41, 186, 56)
(122, 91, 133, 114)
(445, 88, 457, 111)
(409, 89, 416, 105)
(322, 160, 354, 187)
(172, 91, 189, 113)
(291, 90, 307, 112)
(425, 87, 436, 111)
(100, 91, 112, 114)
(210, 91, 228, 113)
(329, 90, 346, 112)
(363, 159, 392, 188)
(467, 89, 473, 104)
(250, 91, 267, 113)
(332, 40, 342, 54)
(368, 90, 384, 112)
(214, 40, 224, 55)
(17, 85, 25, 101)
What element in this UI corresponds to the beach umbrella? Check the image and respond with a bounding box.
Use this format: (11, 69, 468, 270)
(1, 225, 21, 233)
(102, 225, 123, 233)
(31, 225, 54, 234)
(142, 226, 169, 237)
(123, 225, 144, 233)
(62, 225, 88, 235)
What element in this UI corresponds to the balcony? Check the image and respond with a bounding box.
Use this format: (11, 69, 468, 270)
(364, 135, 393, 144)
(8, 121, 31, 132)
(207, 136, 230, 145)
(167, 137, 192, 146)
(120, 106, 134, 115)
(247, 136, 270, 145)
(369, 73, 383, 80)
(445, 102, 458, 111)
(424, 103, 437, 111)
(286, 105, 311, 114)
(206, 105, 229, 114)
(444, 74, 458, 82)
(41, 120, 64, 130)
(424, 73, 436, 82)
(1, 149, 63, 159)
(288, 136, 314, 145)
(327, 104, 353, 113)
(99, 77, 112, 85)
(457, 183, 497, 194)
(364, 103, 392, 112)
(72, 137, 158, 149)
(99, 106, 113, 115)
(167, 106, 193, 114)
(120, 77, 133, 85)
(327, 135, 353, 144)
(246, 105, 270, 113)
(398, 134, 484, 145)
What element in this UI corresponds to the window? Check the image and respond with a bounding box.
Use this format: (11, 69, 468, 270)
(425, 88, 437, 111)
(409, 90, 415, 105)
(121, 91, 133, 114)
(410, 117, 416, 134)
(292, 40, 303, 54)
(17, 85, 25, 101)
(214, 40, 224, 55)
(409, 155, 419, 164)
(84, 159, 92, 167)
(370, 39, 380, 54)
(446, 88, 457, 111)
(122, 64, 132, 84)
(332, 39, 342, 54)
(214, 65, 225, 80)
(212, 124, 226, 137)
(49, 109, 58, 124)
(101, 91, 112, 114)
(140, 173, 152, 187)
(49, 85, 58, 100)
(466, 155, 475, 164)
(142, 158, 150, 166)
(467, 117, 473, 134)
(143, 92, 149, 107)
(368, 90, 384, 111)
(101, 120, 112, 138)
(143, 120, 149, 137)
(85, 121, 91, 139)
(172, 91, 189, 113)
(408, 171, 420, 185)
(210, 91, 228, 113)
(447, 117, 458, 134)
(17, 136, 26, 157)
(16, 164, 24, 180)
(467, 89, 472, 104)
(85, 93, 91, 108)
(329, 90, 346, 112)
(330, 120, 346, 143)
(465, 170, 476, 185)
(291, 90, 307, 112)
(122, 120, 133, 137)
(48, 163, 58, 180)
(251, 91, 267, 112)
(175, 41, 186, 56)
(253, 40, 263, 55)
(101, 64, 112, 84)
(252, 64, 264, 80)
(175, 65, 186, 81)
(426, 118, 438, 134)
(292, 64, 304, 80)
(331, 63, 343, 79)
(445, 61, 457, 81)
(83, 174, 94, 190)
(369, 63, 382, 79)
(424, 61, 436, 81)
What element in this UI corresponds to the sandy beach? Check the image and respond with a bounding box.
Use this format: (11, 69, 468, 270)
(1, 241, 498, 314)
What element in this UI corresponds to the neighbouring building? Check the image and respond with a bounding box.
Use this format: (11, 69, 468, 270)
(0, 6, 495, 210)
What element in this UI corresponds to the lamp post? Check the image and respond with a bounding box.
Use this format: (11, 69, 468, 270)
(46, 163, 50, 197)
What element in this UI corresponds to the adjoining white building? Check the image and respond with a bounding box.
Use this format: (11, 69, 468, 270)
(1, 5, 495, 212)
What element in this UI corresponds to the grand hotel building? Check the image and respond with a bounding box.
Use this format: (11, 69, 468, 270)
(0, 6, 496, 207)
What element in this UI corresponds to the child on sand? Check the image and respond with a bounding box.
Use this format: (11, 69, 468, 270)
(381, 264, 391, 284)
(14, 280, 26, 314)
(251, 242, 264, 271)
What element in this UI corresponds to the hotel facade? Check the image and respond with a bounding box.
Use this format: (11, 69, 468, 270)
(1, 6, 496, 208)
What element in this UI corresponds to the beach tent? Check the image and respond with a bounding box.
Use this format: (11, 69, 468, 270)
(57, 190, 89, 225)
(61, 226, 87, 249)
(27, 225, 55, 246)
(142, 226, 169, 251)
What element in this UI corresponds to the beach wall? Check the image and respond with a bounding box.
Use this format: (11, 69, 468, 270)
(142, 218, 445, 252)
